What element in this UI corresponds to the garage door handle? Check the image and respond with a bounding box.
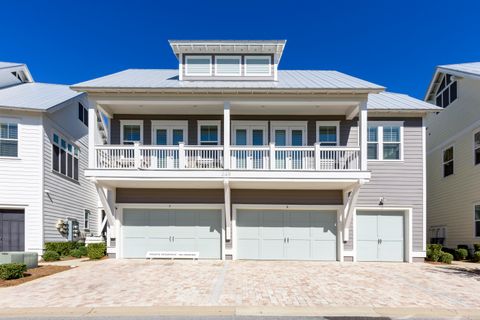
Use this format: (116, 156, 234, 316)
(172, 236, 175, 242)
(287, 237, 289, 243)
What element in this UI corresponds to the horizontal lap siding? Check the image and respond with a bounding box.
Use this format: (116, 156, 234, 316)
(355, 117, 424, 252)
(110, 114, 358, 146)
(42, 97, 99, 242)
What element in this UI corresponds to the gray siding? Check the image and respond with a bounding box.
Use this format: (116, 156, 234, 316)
(111, 114, 358, 146)
(231, 189, 343, 205)
(116, 188, 224, 203)
(354, 117, 424, 252)
(42, 96, 99, 242)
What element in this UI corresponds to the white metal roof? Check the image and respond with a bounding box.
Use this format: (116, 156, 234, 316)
(0, 82, 83, 111)
(72, 69, 384, 92)
(438, 62, 480, 79)
(0, 61, 25, 69)
(368, 92, 441, 112)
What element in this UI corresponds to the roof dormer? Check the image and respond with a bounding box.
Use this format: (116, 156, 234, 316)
(168, 40, 286, 81)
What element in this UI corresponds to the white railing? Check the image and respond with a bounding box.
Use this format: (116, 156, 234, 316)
(94, 143, 360, 171)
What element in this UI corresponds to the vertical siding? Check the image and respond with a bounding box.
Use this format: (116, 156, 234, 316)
(42, 96, 99, 242)
(0, 111, 43, 253)
(355, 117, 425, 252)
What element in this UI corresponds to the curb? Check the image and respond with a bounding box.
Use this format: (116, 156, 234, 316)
(0, 306, 479, 318)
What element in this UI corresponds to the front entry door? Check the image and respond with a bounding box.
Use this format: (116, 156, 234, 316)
(151, 121, 187, 169)
(0, 209, 25, 251)
(357, 211, 405, 262)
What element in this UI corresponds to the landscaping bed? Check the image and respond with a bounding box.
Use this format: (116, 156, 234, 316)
(0, 265, 71, 287)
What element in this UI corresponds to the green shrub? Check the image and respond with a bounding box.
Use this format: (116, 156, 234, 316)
(87, 243, 106, 260)
(78, 246, 88, 257)
(426, 244, 443, 262)
(45, 241, 80, 256)
(69, 249, 83, 258)
(473, 251, 480, 263)
(440, 252, 453, 264)
(43, 250, 60, 262)
(455, 248, 468, 260)
(474, 244, 480, 252)
(0, 263, 27, 280)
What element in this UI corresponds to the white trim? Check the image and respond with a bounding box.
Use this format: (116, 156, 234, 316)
(120, 120, 143, 144)
(231, 120, 268, 145)
(197, 120, 221, 145)
(441, 144, 455, 178)
(116, 203, 225, 260)
(151, 120, 188, 145)
(270, 121, 308, 146)
(231, 204, 343, 261)
(316, 121, 340, 146)
(473, 127, 480, 166)
(367, 121, 404, 162)
(422, 117, 426, 251)
(244, 55, 272, 77)
(214, 56, 241, 76)
(474, 202, 480, 239)
(185, 55, 212, 76)
(353, 207, 413, 263)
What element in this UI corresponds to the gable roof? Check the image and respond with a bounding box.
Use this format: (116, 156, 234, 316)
(0, 82, 83, 112)
(72, 69, 384, 92)
(368, 92, 441, 112)
(0, 61, 26, 70)
(425, 62, 480, 101)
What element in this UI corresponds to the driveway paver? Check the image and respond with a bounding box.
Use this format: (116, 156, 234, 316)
(0, 259, 479, 309)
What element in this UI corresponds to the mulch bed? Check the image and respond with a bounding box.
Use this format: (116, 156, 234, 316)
(0, 265, 71, 287)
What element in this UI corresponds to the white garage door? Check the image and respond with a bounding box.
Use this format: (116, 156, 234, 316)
(356, 211, 405, 262)
(236, 209, 337, 260)
(122, 208, 222, 259)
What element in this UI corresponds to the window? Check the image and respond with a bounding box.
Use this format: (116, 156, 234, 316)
(435, 74, 458, 108)
(84, 209, 90, 230)
(185, 56, 212, 76)
(78, 103, 88, 127)
(443, 146, 454, 177)
(367, 122, 403, 160)
(52, 132, 79, 181)
(245, 56, 271, 76)
(198, 121, 220, 145)
(0, 122, 18, 157)
(121, 120, 143, 144)
(215, 56, 241, 76)
(475, 204, 480, 237)
(474, 130, 480, 166)
(316, 121, 339, 146)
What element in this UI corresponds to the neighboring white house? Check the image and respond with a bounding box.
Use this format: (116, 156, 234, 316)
(425, 62, 480, 249)
(0, 62, 100, 255)
(72, 40, 441, 262)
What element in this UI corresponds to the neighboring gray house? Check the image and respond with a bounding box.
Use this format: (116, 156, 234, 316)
(0, 62, 99, 255)
(425, 62, 480, 249)
(72, 40, 440, 262)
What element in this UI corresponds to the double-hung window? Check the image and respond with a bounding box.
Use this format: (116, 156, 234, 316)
(316, 121, 339, 146)
(442, 146, 454, 177)
(474, 130, 480, 166)
(0, 122, 18, 157)
(475, 204, 480, 238)
(367, 122, 403, 160)
(52, 132, 79, 181)
(198, 121, 220, 145)
(185, 56, 212, 76)
(121, 120, 143, 145)
(78, 103, 88, 127)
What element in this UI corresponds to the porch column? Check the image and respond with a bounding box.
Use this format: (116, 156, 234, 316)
(88, 99, 97, 169)
(224, 180, 231, 240)
(223, 101, 231, 169)
(359, 100, 368, 171)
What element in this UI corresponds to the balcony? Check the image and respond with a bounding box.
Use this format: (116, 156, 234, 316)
(94, 143, 361, 171)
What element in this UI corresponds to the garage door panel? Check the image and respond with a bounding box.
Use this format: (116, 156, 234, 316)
(124, 238, 149, 258)
(237, 212, 260, 238)
(311, 240, 337, 260)
(310, 212, 337, 240)
(197, 211, 222, 238)
(357, 214, 378, 241)
(197, 239, 221, 259)
(261, 239, 285, 260)
(262, 212, 285, 239)
(237, 239, 259, 259)
(357, 240, 378, 261)
(146, 237, 171, 252)
(378, 240, 404, 262)
(378, 214, 404, 240)
(286, 239, 310, 260)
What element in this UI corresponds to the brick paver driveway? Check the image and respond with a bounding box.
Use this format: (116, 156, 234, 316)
(1, 259, 479, 309)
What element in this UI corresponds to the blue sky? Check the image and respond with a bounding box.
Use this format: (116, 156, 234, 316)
(1, 0, 479, 99)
